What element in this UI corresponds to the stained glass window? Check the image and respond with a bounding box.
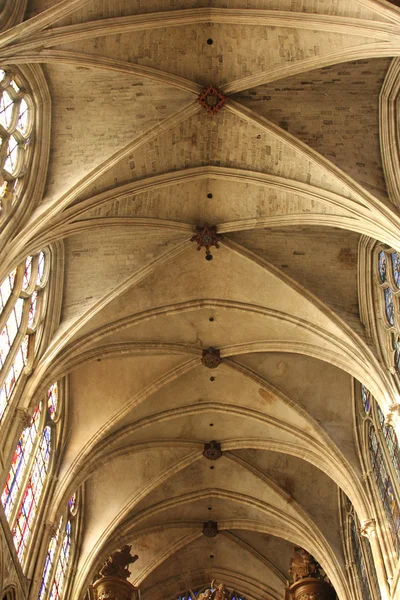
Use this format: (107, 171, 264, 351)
(38, 491, 79, 600)
(391, 253, 400, 289)
(0, 252, 49, 422)
(1, 404, 41, 519)
(344, 495, 381, 600)
(379, 251, 387, 283)
(49, 521, 72, 600)
(375, 247, 400, 378)
(368, 425, 400, 555)
(350, 515, 372, 600)
(1, 383, 58, 566)
(38, 518, 62, 600)
(0, 69, 33, 221)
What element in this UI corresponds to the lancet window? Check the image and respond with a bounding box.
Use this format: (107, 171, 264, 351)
(375, 248, 400, 379)
(0, 250, 49, 422)
(1, 382, 58, 565)
(38, 491, 80, 600)
(341, 495, 381, 600)
(0, 68, 33, 221)
(358, 385, 400, 556)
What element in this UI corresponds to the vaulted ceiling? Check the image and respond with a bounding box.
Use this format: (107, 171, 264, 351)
(3, 1, 400, 600)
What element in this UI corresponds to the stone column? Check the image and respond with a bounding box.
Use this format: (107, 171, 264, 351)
(285, 577, 336, 600)
(93, 576, 139, 600)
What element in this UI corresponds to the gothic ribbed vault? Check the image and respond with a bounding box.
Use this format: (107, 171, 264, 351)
(2, 1, 400, 600)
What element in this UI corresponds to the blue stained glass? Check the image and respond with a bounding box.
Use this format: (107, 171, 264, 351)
(1, 405, 41, 519)
(13, 426, 51, 563)
(379, 251, 387, 283)
(38, 517, 62, 600)
(369, 425, 400, 555)
(384, 287, 395, 326)
(392, 253, 400, 289)
(361, 385, 371, 414)
(49, 521, 72, 600)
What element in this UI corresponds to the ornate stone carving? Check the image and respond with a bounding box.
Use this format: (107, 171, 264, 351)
(93, 577, 138, 600)
(360, 518, 376, 539)
(386, 403, 400, 427)
(201, 347, 221, 369)
(203, 521, 218, 537)
(285, 579, 336, 600)
(191, 223, 223, 260)
(99, 546, 138, 580)
(286, 548, 335, 600)
(203, 440, 222, 460)
(289, 547, 322, 582)
(17, 409, 32, 428)
(198, 86, 227, 115)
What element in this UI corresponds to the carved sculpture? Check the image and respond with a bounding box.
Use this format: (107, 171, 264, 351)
(99, 545, 138, 580)
(198, 86, 227, 115)
(289, 547, 321, 582)
(191, 223, 223, 260)
(201, 348, 221, 369)
(202, 520, 219, 537)
(203, 440, 222, 460)
(286, 547, 336, 600)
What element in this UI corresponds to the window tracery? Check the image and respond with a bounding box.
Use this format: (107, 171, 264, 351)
(38, 492, 79, 600)
(359, 385, 400, 556)
(341, 495, 381, 600)
(0, 250, 49, 422)
(0, 68, 33, 221)
(374, 247, 400, 379)
(1, 382, 58, 565)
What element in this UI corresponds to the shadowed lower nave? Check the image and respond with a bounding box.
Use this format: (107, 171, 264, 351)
(2, 2, 400, 600)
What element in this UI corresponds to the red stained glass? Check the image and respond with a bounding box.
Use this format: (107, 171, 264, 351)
(1, 405, 41, 519)
(49, 522, 72, 600)
(12, 426, 51, 563)
(47, 383, 58, 420)
(38, 518, 63, 600)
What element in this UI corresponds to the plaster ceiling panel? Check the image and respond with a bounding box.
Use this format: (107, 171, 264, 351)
(109, 407, 322, 450)
(232, 58, 391, 200)
(60, 227, 188, 325)
(41, 63, 193, 205)
(128, 495, 287, 533)
(26, 0, 390, 23)
(113, 362, 317, 435)
(229, 530, 293, 581)
(86, 245, 349, 340)
(54, 26, 377, 89)
(79, 178, 349, 225)
(131, 455, 308, 520)
(234, 352, 358, 468)
(77, 446, 193, 576)
(233, 449, 344, 559)
(228, 227, 360, 318)
(138, 534, 284, 597)
(124, 527, 200, 586)
(77, 108, 360, 204)
(58, 354, 187, 483)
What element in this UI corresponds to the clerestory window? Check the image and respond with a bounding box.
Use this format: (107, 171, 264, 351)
(0, 250, 49, 422)
(0, 68, 33, 222)
(1, 382, 58, 565)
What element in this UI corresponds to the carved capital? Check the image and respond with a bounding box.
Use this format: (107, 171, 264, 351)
(386, 403, 400, 427)
(360, 518, 376, 539)
(17, 409, 32, 429)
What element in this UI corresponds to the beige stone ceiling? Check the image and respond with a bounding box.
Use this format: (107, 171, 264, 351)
(3, 1, 400, 599)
